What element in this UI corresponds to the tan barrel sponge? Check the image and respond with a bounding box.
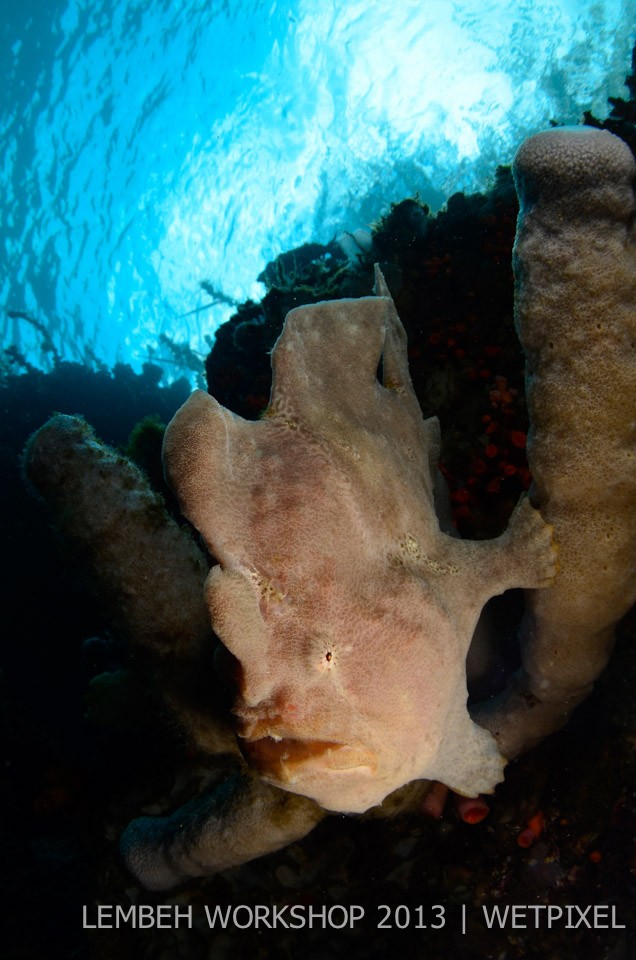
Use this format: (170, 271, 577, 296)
(474, 126, 636, 756)
(23, 413, 236, 756)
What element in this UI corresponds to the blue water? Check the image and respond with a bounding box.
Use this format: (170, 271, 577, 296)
(1, 0, 634, 376)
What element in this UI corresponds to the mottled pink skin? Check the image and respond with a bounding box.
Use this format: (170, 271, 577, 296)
(163, 268, 556, 814)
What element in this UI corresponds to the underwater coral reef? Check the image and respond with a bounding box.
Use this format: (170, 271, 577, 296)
(2, 45, 636, 960)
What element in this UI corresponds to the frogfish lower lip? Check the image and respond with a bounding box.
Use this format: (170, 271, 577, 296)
(239, 736, 370, 781)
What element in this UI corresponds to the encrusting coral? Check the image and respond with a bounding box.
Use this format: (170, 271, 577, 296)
(21, 127, 635, 891)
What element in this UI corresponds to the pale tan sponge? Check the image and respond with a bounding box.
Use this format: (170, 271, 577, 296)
(475, 126, 636, 757)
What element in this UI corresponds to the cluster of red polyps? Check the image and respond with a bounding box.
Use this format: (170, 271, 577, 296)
(414, 322, 529, 538)
(444, 373, 531, 537)
(407, 294, 530, 537)
(479, 374, 531, 494)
